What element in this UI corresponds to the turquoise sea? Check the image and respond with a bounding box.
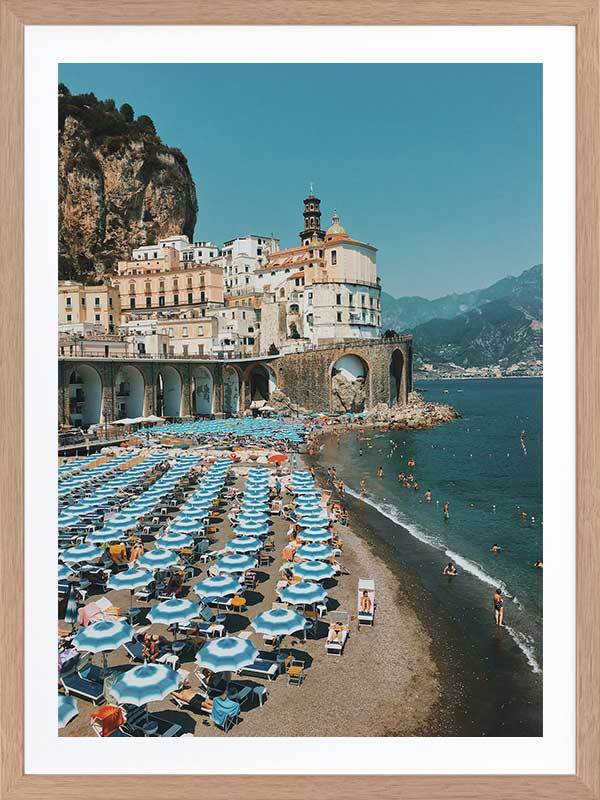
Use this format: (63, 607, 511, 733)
(312, 377, 543, 735)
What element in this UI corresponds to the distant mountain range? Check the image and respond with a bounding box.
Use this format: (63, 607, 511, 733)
(382, 264, 542, 369)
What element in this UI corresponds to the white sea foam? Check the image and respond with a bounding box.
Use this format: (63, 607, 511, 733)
(346, 485, 540, 674)
(504, 625, 542, 674)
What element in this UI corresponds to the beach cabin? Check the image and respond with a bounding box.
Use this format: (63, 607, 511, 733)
(357, 578, 375, 627)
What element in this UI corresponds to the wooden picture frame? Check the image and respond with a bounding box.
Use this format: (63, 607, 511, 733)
(0, 1, 597, 798)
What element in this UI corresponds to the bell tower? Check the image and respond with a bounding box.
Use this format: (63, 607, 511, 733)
(299, 183, 325, 245)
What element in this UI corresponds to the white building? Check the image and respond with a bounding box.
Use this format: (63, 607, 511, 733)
(132, 235, 219, 265)
(219, 235, 280, 297)
(214, 305, 260, 357)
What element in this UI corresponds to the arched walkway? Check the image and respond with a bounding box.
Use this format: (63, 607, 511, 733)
(223, 366, 240, 416)
(389, 348, 405, 404)
(114, 365, 145, 419)
(156, 365, 182, 418)
(248, 364, 277, 403)
(330, 353, 370, 413)
(68, 364, 102, 428)
(192, 366, 214, 416)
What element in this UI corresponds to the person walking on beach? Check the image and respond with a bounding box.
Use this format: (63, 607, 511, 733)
(493, 588, 505, 626)
(360, 479, 366, 497)
(443, 501, 450, 521)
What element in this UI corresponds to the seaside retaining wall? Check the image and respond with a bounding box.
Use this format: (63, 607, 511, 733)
(58, 337, 413, 425)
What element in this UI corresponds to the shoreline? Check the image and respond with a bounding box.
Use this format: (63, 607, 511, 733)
(307, 429, 543, 737)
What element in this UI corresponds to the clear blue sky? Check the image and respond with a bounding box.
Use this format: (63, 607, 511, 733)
(59, 63, 542, 299)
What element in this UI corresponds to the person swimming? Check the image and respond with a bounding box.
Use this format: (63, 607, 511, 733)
(424, 489, 432, 502)
(534, 560, 543, 569)
(490, 544, 501, 553)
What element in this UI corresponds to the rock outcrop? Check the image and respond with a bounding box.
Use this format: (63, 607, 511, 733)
(331, 373, 367, 413)
(365, 391, 459, 429)
(58, 86, 198, 281)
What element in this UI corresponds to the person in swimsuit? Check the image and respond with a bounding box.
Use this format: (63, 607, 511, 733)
(443, 502, 450, 521)
(490, 544, 501, 553)
(493, 589, 505, 626)
(376, 466, 384, 479)
(442, 561, 458, 577)
(424, 489, 432, 502)
(534, 560, 543, 569)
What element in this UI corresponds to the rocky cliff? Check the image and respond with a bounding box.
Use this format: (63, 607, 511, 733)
(58, 86, 198, 281)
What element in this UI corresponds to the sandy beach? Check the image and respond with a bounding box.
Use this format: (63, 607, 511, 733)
(59, 450, 442, 738)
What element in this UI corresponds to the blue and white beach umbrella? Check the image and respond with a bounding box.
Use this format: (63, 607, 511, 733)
(195, 636, 258, 674)
(110, 663, 180, 707)
(64, 583, 79, 625)
(292, 560, 336, 581)
(136, 547, 179, 571)
(193, 574, 242, 600)
(147, 598, 198, 626)
(109, 513, 138, 528)
(58, 695, 78, 729)
(297, 514, 329, 528)
(216, 553, 257, 574)
(58, 563, 73, 580)
(226, 535, 262, 553)
(107, 568, 153, 592)
(86, 526, 127, 544)
(278, 581, 327, 605)
(58, 512, 80, 528)
(297, 527, 332, 543)
(72, 619, 134, 672)
(157, 532, 194, 550)
(295, 543, 335, 561)
(167, 518, 201, 533)
(234, 518, 268, 533)
(61, 543, 104, 565)
(236, 525, 269, 539)
(237, 510, 270, 522)
(250, 607, 306, 637)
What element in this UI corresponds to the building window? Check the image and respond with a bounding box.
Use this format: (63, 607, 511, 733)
(130, 298, 136, 308)
(182, 344, 189, 356)
(331, 250, 337, 266)
(168, 328, 173, 336)
(201, 308, 206, 317)
(198, 326, 204, 336)
(65, 297, 71, 306)
(129, 283, 135, 295)
(188, 292, 193, 304)
(159, 281, 165, 292)
(337, 312, 342, 322)
(109, 297, 113, 308)
(94, 297, 100, 306)
(173, 294, 179, 305)
(187, 277, 193, 288)
(159, 296, 165, 307)
(182, 326, 188, 337)
(66, 313, 72, 321)
(336, 293, 342, 305)
(349, 294, 354, 306)
(95, 314, 100, 322)
(146, 297, 152, 307)
(173, 279, 179, 290)
(200, 291, 206, 303)
(81, 297, 85, 305)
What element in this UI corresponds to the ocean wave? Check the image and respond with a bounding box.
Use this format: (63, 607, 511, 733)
(504, 625, 542, 674)
(345, 485, 541, 674)
(345, 486, 444, 550)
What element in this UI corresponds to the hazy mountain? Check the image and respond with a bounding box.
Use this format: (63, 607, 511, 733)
(382, 264, 542, 369)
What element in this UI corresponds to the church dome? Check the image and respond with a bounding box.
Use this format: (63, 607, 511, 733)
(326, 210, 346, 237)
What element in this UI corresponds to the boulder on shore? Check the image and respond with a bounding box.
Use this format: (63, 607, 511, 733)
(365, 391, 459, 429)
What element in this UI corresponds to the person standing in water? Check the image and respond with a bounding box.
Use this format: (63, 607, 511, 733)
(359, 479, 366, 497)
(443, 501, 450, 521)
(424, 489, 432, 502)
(493, 588, 505, 626)
(376, 466, 384, 479)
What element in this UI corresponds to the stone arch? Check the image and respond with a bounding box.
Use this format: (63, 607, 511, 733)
(191, 365, 214, 416)
(389, 348, 406, 404)
(68, 364, 102, 428)
(223, 365, 241, 416)
(155, 365, 182, 418)
(330, 353, 370, 413)
(248, 363, 277, 403)
(114, 364, 145, 419)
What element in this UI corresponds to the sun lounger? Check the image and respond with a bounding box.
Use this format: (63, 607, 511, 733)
(238, 658, 279, 681)
(326, 628, 349, 655)
(121, 706, 182, 737)
(60, 669, 105, 704)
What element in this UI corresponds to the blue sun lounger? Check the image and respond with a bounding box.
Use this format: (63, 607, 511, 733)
(60, 668, 105, 704)
(238, 658, 279, 681)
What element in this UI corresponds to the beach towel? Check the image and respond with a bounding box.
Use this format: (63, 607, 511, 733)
(77, 602, 101, 627)
(211, 696, 240, 728)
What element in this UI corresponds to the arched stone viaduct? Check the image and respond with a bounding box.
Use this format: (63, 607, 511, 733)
(58, 337, 413, 427)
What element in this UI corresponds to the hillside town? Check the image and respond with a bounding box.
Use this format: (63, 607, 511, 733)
(59, 191, 382, 361)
